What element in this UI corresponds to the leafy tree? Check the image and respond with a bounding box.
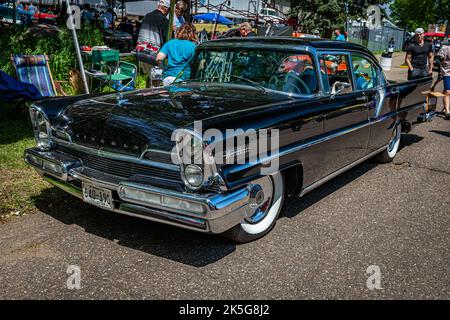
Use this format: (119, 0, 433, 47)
(390, 0, 450, 30)
(290, 0, 390, 37)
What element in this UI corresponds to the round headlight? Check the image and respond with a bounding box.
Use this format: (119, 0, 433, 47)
(184, 164, 203, 188)
(30, 108, 52, 150)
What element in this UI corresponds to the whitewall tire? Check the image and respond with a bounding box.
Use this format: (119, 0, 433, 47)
(376, 124, 401, 163)
(223, 172, 284, 243)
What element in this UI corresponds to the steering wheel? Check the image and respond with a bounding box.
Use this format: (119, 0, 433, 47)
(284, 73, 311, 95)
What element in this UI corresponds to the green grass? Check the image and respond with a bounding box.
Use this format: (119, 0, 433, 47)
(0, 72, 155, 222)
(0, 105, 35, 170)
(0, 102, 60, 221)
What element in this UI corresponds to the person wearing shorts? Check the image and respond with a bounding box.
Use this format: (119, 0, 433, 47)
(437, 42, 450, 119)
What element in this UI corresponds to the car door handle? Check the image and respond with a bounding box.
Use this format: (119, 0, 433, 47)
(356, 96, 367, 102)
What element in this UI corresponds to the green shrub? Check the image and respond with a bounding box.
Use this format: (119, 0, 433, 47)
(0, 25, 105, 93)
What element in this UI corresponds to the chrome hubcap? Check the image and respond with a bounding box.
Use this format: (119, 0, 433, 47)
(245, 176, 274, 224)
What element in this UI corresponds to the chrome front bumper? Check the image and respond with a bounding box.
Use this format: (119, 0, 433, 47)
(24, 148, 250, 234)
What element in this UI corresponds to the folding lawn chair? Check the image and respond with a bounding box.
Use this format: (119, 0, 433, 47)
(11, 54, 66, 97)
(85, 49, 137, 92)
(111, 61, 137, 92)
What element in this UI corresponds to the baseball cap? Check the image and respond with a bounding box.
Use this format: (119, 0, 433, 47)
(158, 0, 171, 8)
(415, 27, 424, 34)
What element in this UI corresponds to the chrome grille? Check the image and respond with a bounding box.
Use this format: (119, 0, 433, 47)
(55, 144, 182, 182)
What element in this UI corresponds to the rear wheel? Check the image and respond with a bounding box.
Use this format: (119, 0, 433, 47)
(375, 124, 401, 163)
(222, 172, 284, 243)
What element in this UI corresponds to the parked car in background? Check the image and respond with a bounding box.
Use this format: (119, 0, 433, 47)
(25, 38, 433, 242)
(259, 7, 285, 24)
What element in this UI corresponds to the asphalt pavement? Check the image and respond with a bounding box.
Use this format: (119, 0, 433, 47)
(0, 53, 448, 299)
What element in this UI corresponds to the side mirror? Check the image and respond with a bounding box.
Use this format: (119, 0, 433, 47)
(331, 81, 352, 95)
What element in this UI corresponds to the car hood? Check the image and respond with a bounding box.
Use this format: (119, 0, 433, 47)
(53, 83, 291, 156)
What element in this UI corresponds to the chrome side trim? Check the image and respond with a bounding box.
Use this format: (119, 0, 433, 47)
(373, 86, 386, 119)
(300, 145, 386, 196)
(225, 101, 425, 177)
(225, 120, 372, 176)
(398, 101, 426, 113)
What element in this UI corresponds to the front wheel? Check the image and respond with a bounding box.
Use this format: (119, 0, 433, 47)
(375, 124, 401, 163)
(222, 172, 284, 243)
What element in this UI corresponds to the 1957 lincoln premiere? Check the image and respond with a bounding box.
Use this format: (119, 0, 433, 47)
(24, 38, 433, 242)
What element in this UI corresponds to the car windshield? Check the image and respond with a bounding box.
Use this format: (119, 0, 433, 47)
(189, 49, 319, 96)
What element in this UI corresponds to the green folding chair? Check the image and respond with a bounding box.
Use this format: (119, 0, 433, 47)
(110, 61, 137, 92)
(85, 50, 137, 92)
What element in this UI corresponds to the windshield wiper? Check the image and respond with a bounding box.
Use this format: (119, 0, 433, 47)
(228, 75, 267, 93)
(184, 76, 267, 93)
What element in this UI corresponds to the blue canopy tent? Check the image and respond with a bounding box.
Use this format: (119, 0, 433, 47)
(193, 13, 233, 25)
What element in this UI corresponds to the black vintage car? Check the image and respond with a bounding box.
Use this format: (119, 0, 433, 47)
(25, 38, 433, 242)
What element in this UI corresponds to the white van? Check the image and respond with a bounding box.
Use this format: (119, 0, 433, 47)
(259, 7, 284, 23)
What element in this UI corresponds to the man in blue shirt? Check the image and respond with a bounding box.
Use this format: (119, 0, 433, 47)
(334, 29, 346, 41)
(100, 9, 114, 29)
(28, 3, 37, 15)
